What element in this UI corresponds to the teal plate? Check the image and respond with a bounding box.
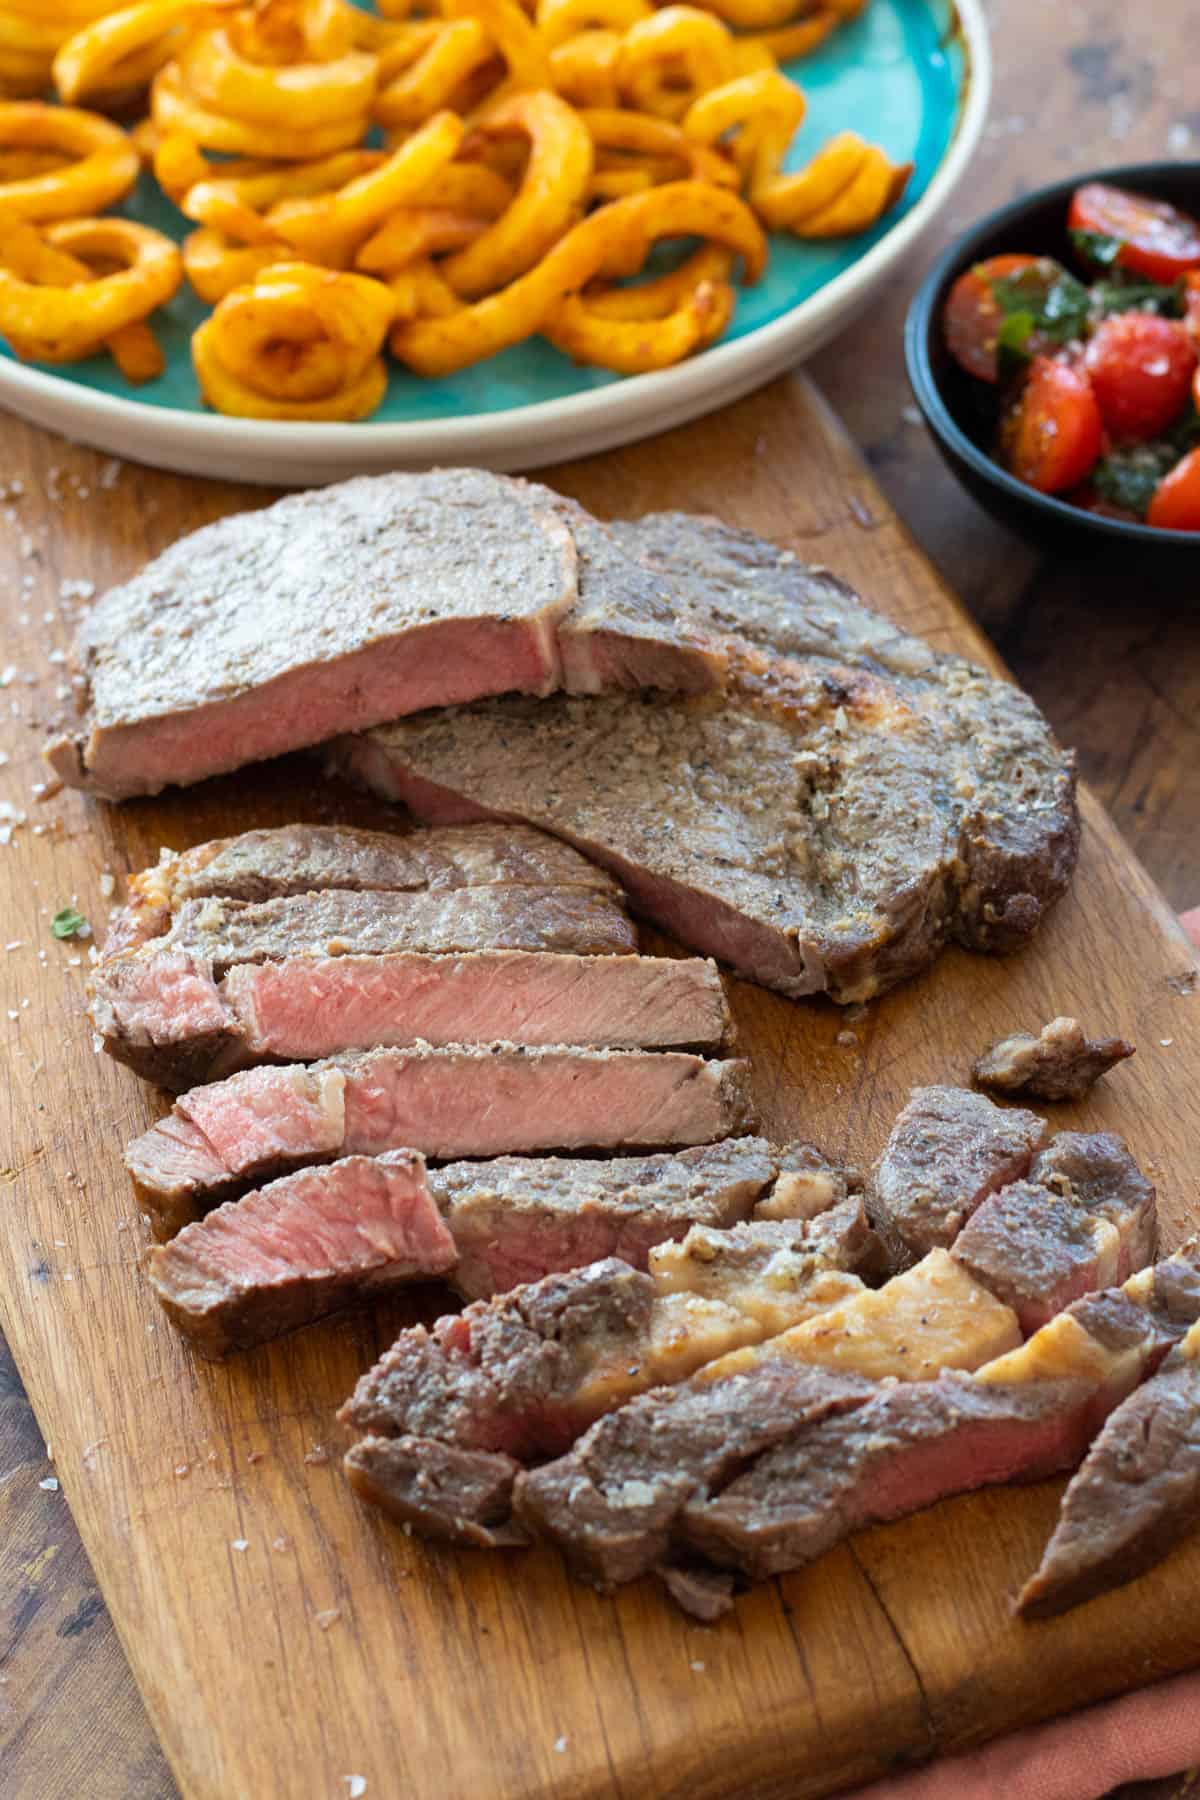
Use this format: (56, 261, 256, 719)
(0, 0, 989, 482)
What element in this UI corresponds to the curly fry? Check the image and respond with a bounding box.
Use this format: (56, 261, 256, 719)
(582, 106, 738, 190)
(391, 177, 764, 374)
(548, 30, 621, 107)
(374, 19, 494, 131)
(545, 267, 733, 370)
(266, 110, 463, 265)
(192, 260, 395, 419)
(387, 256, 463, 321)
(752, 127, 910, 234)
(413, 160, 513, 216)
(182, 147, 381, 245)
(182, 223, 282, 302)
(443, 88, 591, 298)
(52, 0, 201, 106)
(615, 6, 736, 121)
(151, 59, 367, 159)
(0, 213, 163, 377)
(0, 214, 180, 361)
(0, 103, 139, 221)
(535, 0, 650, 48)
(444, 0, 553, 90)
(577, 239, 731, 315)
(682, 67, 803, 190)
(356, 207, 485, 274)
(176, 21, 376, 129)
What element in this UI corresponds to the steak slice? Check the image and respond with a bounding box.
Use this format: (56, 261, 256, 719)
(126, 1044, 754, 1234)
(974, 1017, 1135, 1102)
(680, 1372, 1095, 1581)
(45, 471, 721, 800)
(951, 1181, 1121, 1336)
(1017, 1323, 1200, 1618)
(512, 1363, 875, 1588)
(96, 948, 729, 1090)
(344, 1435, 524, 1548)
(1029, 1132, 1157, 1279)
(159, 885, 636, 974)
(868, 1085, 1048, 1264)
(336, 514, 1078, 1001)
(431, 1137, 775, 1300)
(107, 821, 621, 953)
(147, 1150, 456, 1357)
(341, 1218, 873, 1462)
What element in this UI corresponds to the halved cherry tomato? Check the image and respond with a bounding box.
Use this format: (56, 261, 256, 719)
(999, 355, 1104, 494)
(943, 253, 1042, 382)
(1184, 272, 1200, 345)
(1146, 446, 1200, 530)
(1083, 311, 1197, 443)
(1069, 182, 1200, 284)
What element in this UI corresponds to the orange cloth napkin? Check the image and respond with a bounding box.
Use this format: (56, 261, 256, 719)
(849, 904, 1200, 1800)
(844, 1668, 1200, 1799)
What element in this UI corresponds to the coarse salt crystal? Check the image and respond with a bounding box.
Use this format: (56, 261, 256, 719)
(691, 1661, 706, 1672)
(231, 1538, 250, 1552)
(1160, 1038, 1174, 1047)
(554, 1738, 568, 1754)
(99, 871, 115, 898)
(315, 1608, 341, 1630)
(39, 1477, 58, 1491)
(344, 1779, 367, 1799)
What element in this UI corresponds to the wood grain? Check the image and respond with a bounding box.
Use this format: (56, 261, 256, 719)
(2, 375, 1199, 1800)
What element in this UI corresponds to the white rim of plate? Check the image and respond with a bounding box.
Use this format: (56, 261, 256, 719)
(0, 0, 991, 463)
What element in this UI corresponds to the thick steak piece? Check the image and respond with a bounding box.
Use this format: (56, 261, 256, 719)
(45, 472, 721, 800)
(1017, 1323, 1200, 1618)
(680, 1373, 1095, 1582)
(335, 515, 1078, 1002)
(147, 1151, 456, 1357)
(1029, 1132, 1157, 1279)
(431, 1137, 776, 1299)
(94, 948, 728, 1090)
(125, 1044, 754, 1235)
(344, 1436, 524, 1548)
(868, 1085, 1048, 1263)
(108, 821, 621, 954)
(513, 1364, 875, 1588)
(973, 1017, 1134, 1103)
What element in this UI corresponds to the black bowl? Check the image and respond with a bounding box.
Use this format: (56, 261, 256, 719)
(905, 161, 1200, 556)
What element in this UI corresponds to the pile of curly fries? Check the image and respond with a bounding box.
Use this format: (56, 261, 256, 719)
(0, 0, 911, 419)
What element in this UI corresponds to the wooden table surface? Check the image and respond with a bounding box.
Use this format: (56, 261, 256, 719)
(2, 1, 1198, 1796)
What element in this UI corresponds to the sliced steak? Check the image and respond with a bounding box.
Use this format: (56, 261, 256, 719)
(698, 1248, 1020, 1384)
(147, 1150, 455, 1357)
(974, 1017, 1135, 1102)
(1017, 1324, 1200, 1618)
(1029, 1132, 1157, 1279)
(95, 948, 729, 1090)
(343, 1435, 524, 1548)
(46, 470, 722, 800)
(432, 1137, 774, 1300)
(108, 821, 621, 953)
(680, 1372, 1095, 1582)
(952, 1181, 1121, 1336)
(341, 1259, 660, 1459)
(655, 1563, 735, 1622)
(512, 1363, 875, 1588)
(868, 1085, 1048, 1264)
(754, 1140, 863, 1222)
(158, 885, 636, 974)
(336, 515, 1077, 1001)
(126, 1044, 754, 1235)
(342, 1218, 872, 1464)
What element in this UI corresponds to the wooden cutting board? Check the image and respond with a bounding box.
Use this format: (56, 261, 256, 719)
(3, 375, 1200, 1800)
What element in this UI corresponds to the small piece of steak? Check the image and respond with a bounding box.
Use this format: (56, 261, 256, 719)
(147, 1150, 455, 1357)
(952, 1181, 1121, 1336)
(974, 1017, 1135, 1102)
(513, 1363, 875, 1588)
(160, 885, 637, 975)
(344, 1435, 524, 1548)
(431, 1137, 775, 1300)
(680, 1372, 1095, 1581)
(108, 821, 621, 953)
(868, 1085, 1048, 1263)
(45, 470, 722, 800)
(1017, 1323, 1200, 1618)
(1029, 1132, 1157, 1279)
(753, 1141, 863, 1222)
(126, 1044, 754, 1234)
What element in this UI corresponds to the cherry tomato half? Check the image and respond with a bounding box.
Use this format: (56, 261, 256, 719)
(1083, 311, 1197, 443)
(1184, 272, 1200, 346)
(1147, 446, 1200, 530)
(1069, 182, 1200, 284)
(1000, 355, 1104, 494)
(943, 253, 1042, 382)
